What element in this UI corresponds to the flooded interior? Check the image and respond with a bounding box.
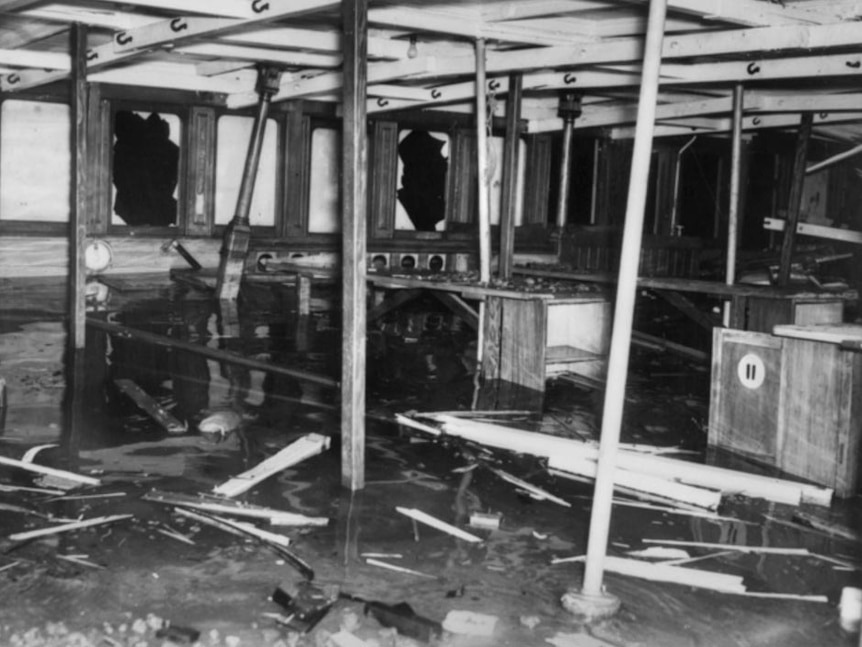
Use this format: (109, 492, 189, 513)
(0, 277, 859, 647)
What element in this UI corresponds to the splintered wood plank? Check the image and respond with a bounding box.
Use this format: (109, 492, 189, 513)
(0, 455, 101, 487)
(114, 379, 187, 434)
(213, 433, 330, 498)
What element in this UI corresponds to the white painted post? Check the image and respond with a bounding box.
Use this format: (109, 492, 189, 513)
(563, 0, 668, 619)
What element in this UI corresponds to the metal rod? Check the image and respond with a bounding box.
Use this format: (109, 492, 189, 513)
(555, 115, 575, 229)
(86, 317, 338, 389)
(723, 84, 744, 327)
(581, 0, 668, 598)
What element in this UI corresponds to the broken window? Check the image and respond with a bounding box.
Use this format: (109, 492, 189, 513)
(111, 110, 181, 227)
(395, 129, 449, 232)
(0, 100, 70, 223)
(308, 127, 341, 234)
(215, 115, 278, 228)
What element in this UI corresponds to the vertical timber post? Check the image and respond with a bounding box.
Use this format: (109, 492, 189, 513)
(341, 0, 369, 491)
(215, 66, 282, 300)
(498, 73, 522, 280)
(723, 84, 744, 327)
(555, 92, 582, 256)
(475, 38, 491, 285)
(777, 112, 813, 287)
(70, 23, 88, 350)
(562, 0, 668, 621)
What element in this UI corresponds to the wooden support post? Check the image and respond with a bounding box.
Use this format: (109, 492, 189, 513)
(723, 84, 744, 326)
(70, 23, 88, 350)
(296, 273, 312, 316)
(777, 112, 814, 287)
(341, 0, 368, 491)
(498, 73, 523, 279)
(563, 0, 668, 621)
(216, 66, 282, 300)
(475, 38, 491, 284)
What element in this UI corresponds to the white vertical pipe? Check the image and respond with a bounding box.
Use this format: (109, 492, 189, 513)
(723, 84, 744, 327)
(580, 0, 668, 597)
(475, 38, 491, 284)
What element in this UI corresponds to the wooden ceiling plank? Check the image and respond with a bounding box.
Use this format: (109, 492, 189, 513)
(480, 0, 610, 22)
(87, 0, 256, 19)
(665, 0, 832, 26)
(220, 27, 407, 60)
(111, 0, 339, 54)
(368, 6, 580, 46)
(22, 5, 160, 30)
(178, 43, 340, 68)
(609, 111, 862, 139)
(226, 55, 436, 108)
(0, 47, 69, 70)
(0, 0, 43, 12)
(485, 21, 862, 73)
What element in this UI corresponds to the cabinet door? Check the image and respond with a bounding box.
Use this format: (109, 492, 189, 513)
(779, 339, 858, 494)
(708, 328, 783, 461)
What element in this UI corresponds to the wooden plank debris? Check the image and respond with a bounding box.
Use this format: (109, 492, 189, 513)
(487, 466, 571, 507)
(212, 433, 330, 498)
(643, 538, 811, 555)
(553, 554, 747, 593)
(114, 378, 187, 434)
(415, 406, 831, 506)
(0, 455, 101, 487)
(395, 506, 483, 543)
(8, 514, 132, 542)
(365, 557, 437, 579)
(143, 490, 329, 526)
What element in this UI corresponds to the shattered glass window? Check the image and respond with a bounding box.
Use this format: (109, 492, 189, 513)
(111, 110, 181, 227)
(395, 129, 449, 232)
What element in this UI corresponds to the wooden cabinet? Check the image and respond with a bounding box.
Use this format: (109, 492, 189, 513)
(709, 324, 862, 496)
(481, 294, 611, 392)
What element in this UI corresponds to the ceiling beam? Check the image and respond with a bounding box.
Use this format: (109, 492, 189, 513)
(83, 0, 258, 19)
(178, 42, 340, 68)
(226, 56, 436, 108)
(367, 6, 583, 45)
(662, 0, 833, 26)
(484, 20, 862, 73)
(609, 110, 862, 139)
(110, 0, 339, 54)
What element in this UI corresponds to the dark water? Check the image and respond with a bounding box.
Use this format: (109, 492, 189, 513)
(0, 279, 859, 646)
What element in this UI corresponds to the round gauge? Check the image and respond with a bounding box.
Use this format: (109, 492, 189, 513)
(84, 239, 113, 273)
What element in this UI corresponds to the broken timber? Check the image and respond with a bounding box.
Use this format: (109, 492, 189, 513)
(143, 490, 328, 526)
(8, 514, 132, 542)
(412, 414, 832, 507)
(213, 433, 330, 498)
(114, 378, 187, 434)
(0, 454, 101, 487)
(395, 506, 483, 543)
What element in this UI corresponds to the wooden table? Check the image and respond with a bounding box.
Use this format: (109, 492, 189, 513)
(367, 273, 612, 391)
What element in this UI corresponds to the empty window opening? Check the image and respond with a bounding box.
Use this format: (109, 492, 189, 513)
(396, 130, 449, 232)
(0, 100, 70, 223)
(215, 115, 278, 227)
(112, 110, 180, 227)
